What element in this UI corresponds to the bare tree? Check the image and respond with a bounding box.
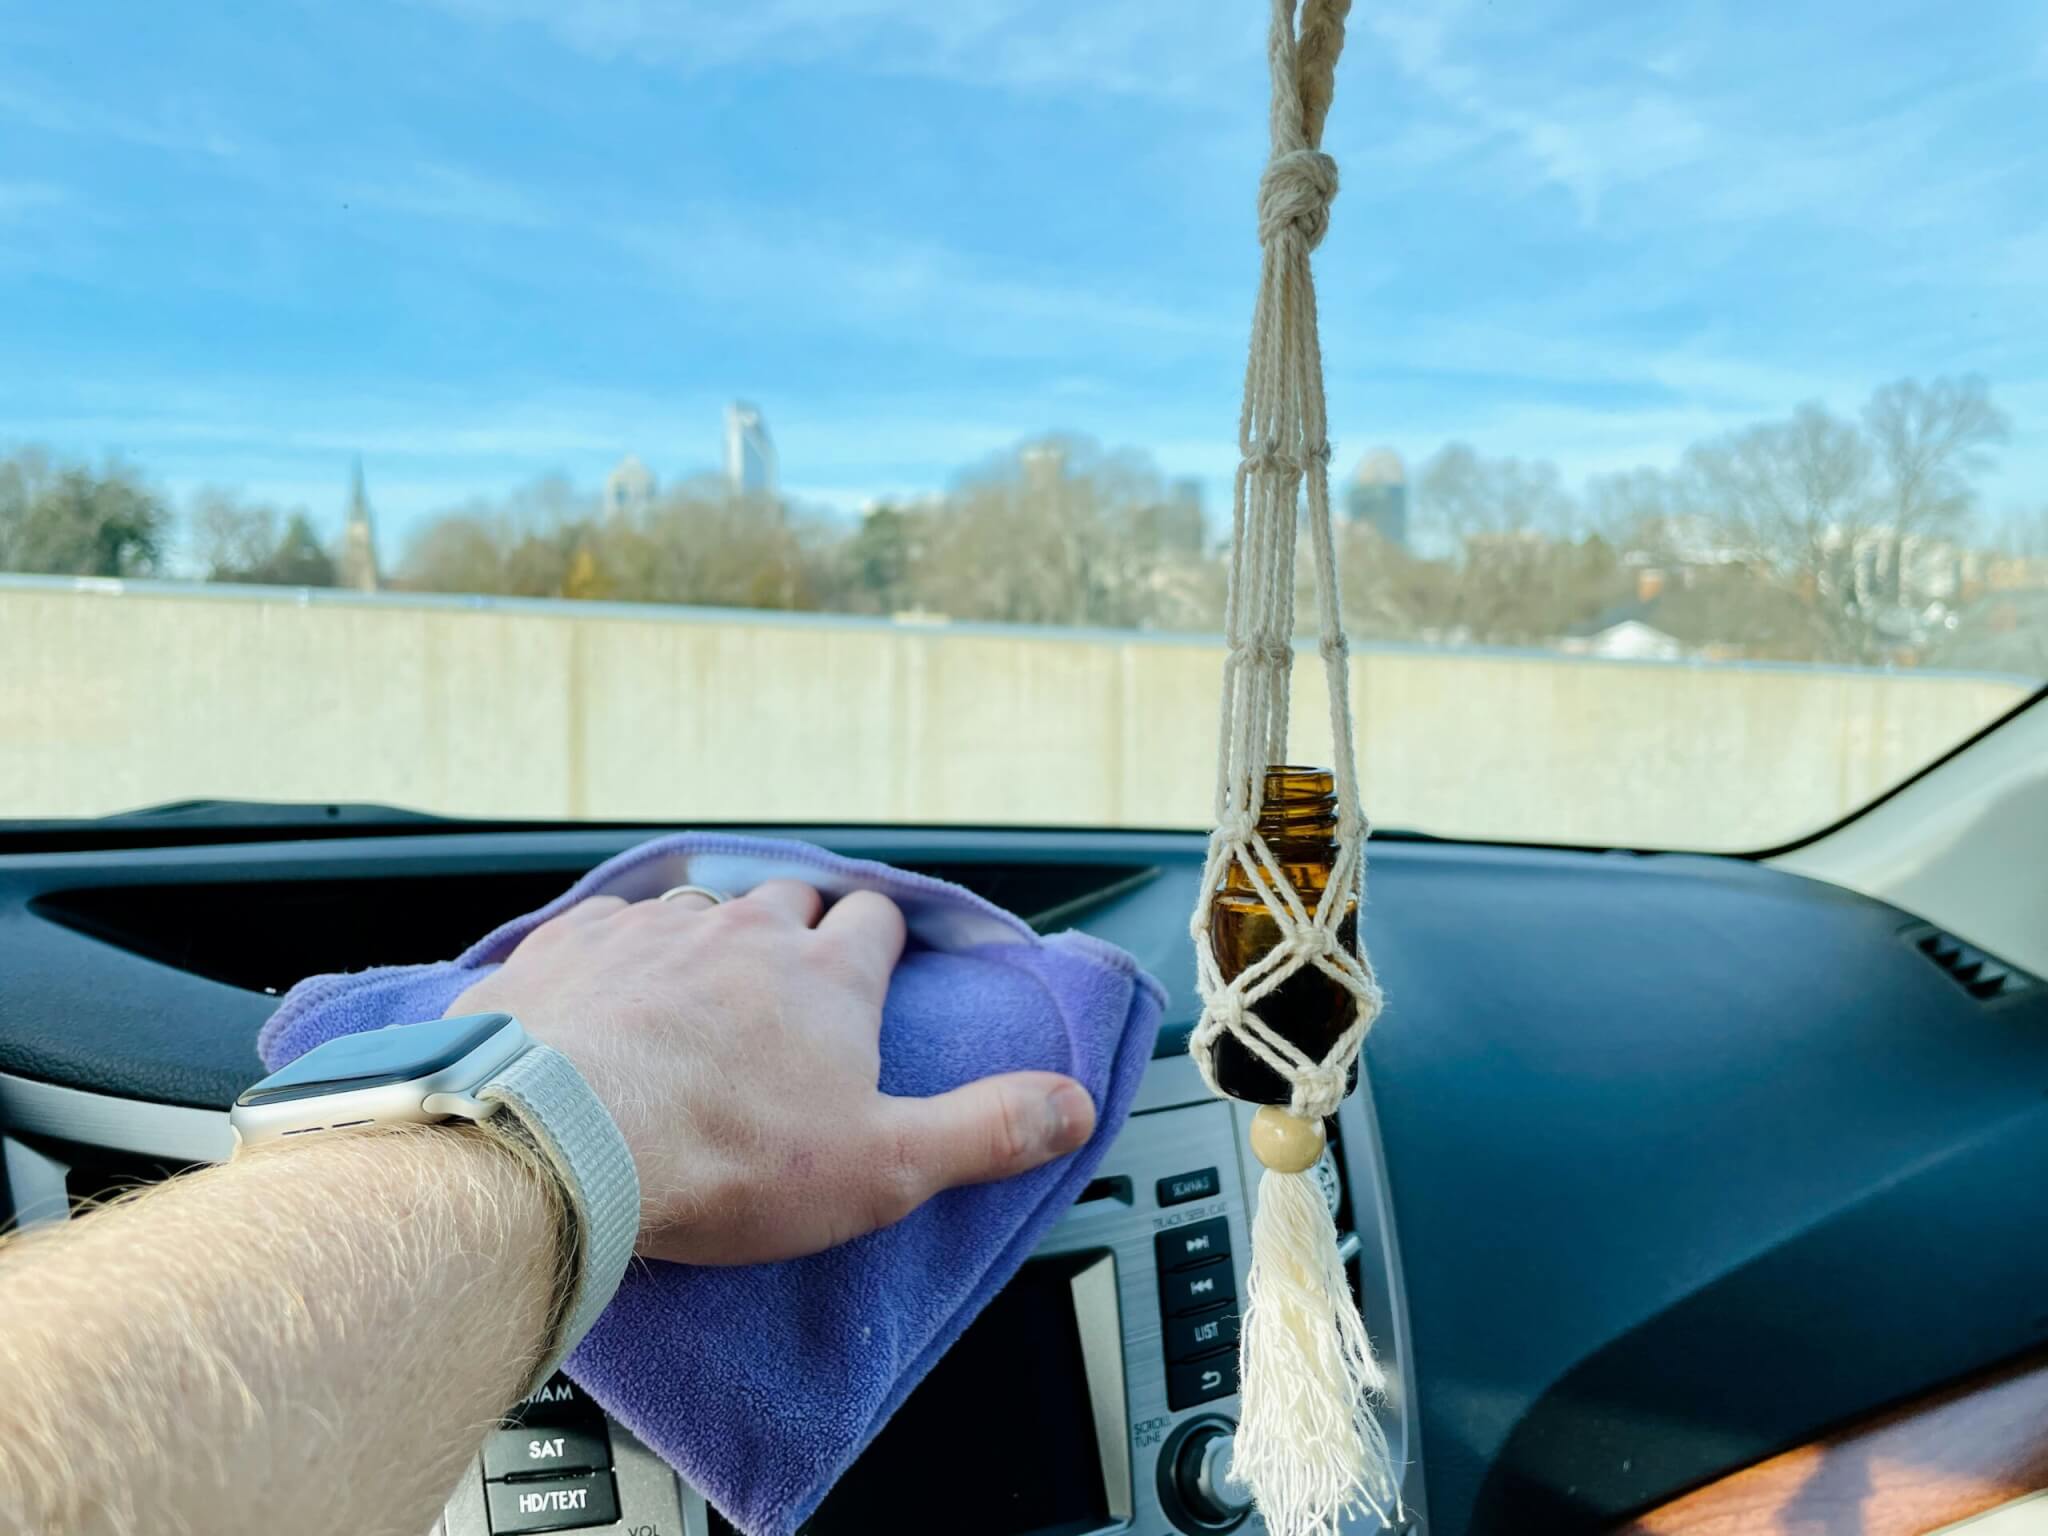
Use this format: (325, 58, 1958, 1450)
(604, 478, 814, 610)
(910, 435, 1207, 629)
(0, 447, 56, 571)
(1333, 522, 1459, 641)
(1682, 404, 1878, 661)
(190, 489, 282, 580)
(1405, 443, 1617, 643)
(400, 514, 509, 595)
(1863, 376, 2009, 554)
(396, 476, 603, 599)
(365, 380, 2019, 660)
(1584, 466, 1691, 555)
(1414, 443, 1578, 544)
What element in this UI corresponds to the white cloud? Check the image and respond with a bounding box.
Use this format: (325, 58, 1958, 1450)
(1362, 2, 1709, 221)
(0, 77, 252, 161)
(611, 203, 1236, 362)
(1353, 0, 2038, 259)
(10, 0, 2043, 545)
(411, 0, 1261, 100)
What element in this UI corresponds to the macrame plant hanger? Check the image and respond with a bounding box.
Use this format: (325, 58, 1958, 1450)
(1187, 1, 1399, 1532)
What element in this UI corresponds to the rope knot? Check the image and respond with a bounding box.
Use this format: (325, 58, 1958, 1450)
(1318, 633, 1349, 665)
(1254, 639, 1294, 670)
(1257, 148, 1339, 250)
(1243, 434, 1302, 480)
(1298, 924, 1338, 958)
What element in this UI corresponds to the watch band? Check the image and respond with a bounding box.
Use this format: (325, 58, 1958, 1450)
(479, 1043, 640, 1392)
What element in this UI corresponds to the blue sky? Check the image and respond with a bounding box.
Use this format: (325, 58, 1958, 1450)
(1, 0, 2043, 564)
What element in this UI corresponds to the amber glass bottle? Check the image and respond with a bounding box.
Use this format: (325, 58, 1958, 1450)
(1207, 765, 1361, 1106)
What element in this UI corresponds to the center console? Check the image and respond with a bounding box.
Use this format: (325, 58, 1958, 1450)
(0, 825, 1425, 1536)
(435, 1050, 1424, 1536)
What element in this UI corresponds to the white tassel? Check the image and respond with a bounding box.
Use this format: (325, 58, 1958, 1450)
(1192, 3, 1400, 1529)
(1234, 1164, 1399, 1535)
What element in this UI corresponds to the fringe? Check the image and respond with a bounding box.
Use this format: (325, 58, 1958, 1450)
(1233, 1165, 1400, 1534)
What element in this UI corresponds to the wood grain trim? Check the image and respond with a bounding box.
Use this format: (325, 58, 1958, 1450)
(1614, 1351, 2048, 1536)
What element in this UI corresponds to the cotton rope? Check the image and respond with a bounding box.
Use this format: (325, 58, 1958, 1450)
(1185, 1, 1399, 1530)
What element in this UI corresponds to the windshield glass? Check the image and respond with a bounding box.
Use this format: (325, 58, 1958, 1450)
(4, 4, 2042, 850)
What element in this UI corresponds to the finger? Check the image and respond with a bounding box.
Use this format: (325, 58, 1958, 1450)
(739, 879, 825, 926)
(883, 1072, 1095, 1204)
(814, 891, 908, 995)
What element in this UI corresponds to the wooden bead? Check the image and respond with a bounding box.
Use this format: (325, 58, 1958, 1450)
(1249, 1104, 1325, 1173)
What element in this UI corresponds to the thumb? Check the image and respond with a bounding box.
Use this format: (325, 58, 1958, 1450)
(888, 1072, 1097, 1199)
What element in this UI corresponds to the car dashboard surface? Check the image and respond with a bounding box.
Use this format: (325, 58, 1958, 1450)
(3, 824, 2046, 1536)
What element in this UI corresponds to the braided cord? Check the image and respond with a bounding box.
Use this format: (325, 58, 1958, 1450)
(1190, 0, 1380, 1124)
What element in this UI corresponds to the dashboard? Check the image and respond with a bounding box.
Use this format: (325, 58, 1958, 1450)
(3, 824, 2046, 1535)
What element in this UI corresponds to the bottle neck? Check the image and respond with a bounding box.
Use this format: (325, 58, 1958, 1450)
(1223, 765, 1340, 901)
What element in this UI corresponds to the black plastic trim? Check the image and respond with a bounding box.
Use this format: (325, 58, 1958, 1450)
(5, 826, 2047, 1536)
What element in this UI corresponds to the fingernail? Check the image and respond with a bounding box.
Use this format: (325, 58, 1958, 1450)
(1045, 1081, 1094, 1150)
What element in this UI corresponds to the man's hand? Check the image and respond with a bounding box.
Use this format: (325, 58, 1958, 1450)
(0, 876, 1101, 1536)
(448, 881, 1097, 1265)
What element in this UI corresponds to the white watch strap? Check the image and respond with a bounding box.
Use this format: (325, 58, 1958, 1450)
(479, 1043, 639, 1392)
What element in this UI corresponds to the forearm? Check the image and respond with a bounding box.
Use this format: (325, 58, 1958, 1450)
(0, 1124, 562, 1536)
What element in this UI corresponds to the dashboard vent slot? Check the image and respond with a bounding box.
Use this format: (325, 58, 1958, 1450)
(31, 862, 1158, 995)
(1908, 925, 2036, 1004)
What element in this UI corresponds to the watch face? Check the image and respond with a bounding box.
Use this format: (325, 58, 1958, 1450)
(236, 1013, 516, 1106)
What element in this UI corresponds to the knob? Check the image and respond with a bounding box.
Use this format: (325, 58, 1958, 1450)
(1163, 1419, 1252, 1530)
(1188, 1427, 1253, 1521)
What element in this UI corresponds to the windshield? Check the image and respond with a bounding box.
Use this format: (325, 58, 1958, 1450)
(3, 4, 2042, 851)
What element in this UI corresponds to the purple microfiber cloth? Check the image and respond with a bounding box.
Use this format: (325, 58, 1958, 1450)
(258, 834, 1165, 1536)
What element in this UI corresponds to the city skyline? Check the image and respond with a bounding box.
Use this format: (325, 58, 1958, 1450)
(2, 1, 2043, 550)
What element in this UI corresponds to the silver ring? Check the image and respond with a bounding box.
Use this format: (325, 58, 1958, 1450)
(657, 883, 730, 906)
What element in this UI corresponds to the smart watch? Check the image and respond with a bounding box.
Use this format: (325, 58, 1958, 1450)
(230, 1013, 639, 1390)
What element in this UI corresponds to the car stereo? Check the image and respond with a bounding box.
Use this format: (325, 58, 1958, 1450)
(435, 1051, 1423, 1536)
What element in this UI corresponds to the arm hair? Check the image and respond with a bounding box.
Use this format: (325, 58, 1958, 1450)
(0, 1123, 565, 1536)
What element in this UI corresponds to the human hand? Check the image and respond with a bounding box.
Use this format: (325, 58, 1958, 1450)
(446, 881, 1097, 1265)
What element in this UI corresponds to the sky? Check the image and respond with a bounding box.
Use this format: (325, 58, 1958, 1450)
(1, 0, 2043, 565)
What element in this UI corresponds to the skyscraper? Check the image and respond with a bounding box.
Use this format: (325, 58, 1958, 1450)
(339, 457, 380, 592)
(724, 402, 777, 499)
(1344, 448, 1408, 549)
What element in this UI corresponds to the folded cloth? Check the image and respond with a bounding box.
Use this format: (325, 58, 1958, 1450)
(258, 833, 1164, 1536)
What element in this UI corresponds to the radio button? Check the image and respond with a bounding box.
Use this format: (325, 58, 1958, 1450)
(485, 1470, 618, 1533)
(1161, 1258, 1235, 1316)
(1166, 1305, 1240, 1363)
(483, 1423, 612, 1480)
(1168, 1349, 1240, 1410)
(1157, 1167, 1221, 1207)
(1156, 1217, 1231, 1271)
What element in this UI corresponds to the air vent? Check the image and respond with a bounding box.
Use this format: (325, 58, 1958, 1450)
(1907, 924, 2037, 1004)
(32, 862, 1157, 995)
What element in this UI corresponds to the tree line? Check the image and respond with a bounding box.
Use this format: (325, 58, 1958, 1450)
(1339, 375, 2033, 665)
(3, 375, 2042, 671)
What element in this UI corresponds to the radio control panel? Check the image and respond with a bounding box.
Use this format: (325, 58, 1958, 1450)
(437, 1052, 1422, 1536)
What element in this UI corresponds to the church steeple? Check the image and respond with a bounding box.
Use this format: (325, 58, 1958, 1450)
(339, 457, 380, 592)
